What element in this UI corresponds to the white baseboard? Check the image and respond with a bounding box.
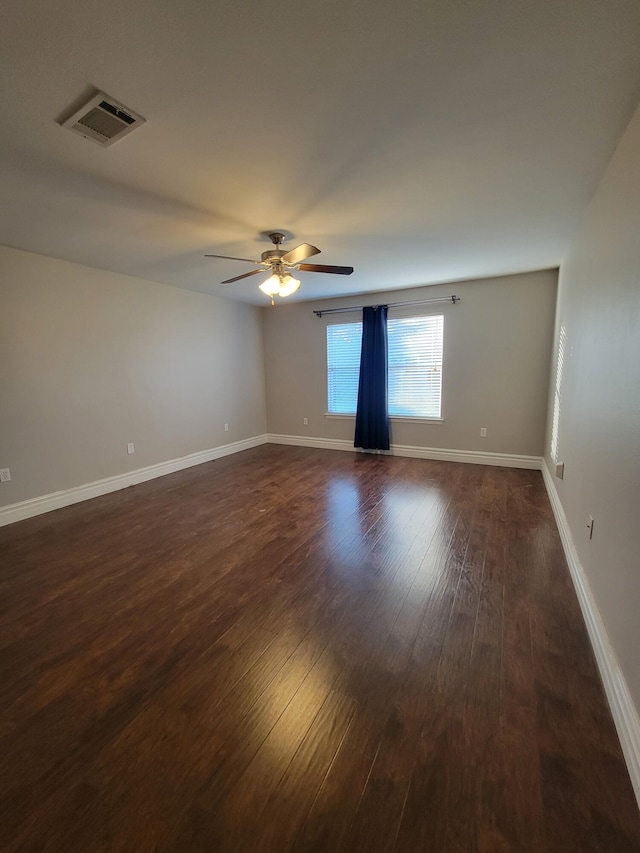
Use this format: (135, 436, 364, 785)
(267, 433, 542, 469)
(0, 434, 268, 528)
(390, 444, 541, 469)
(542, 460, 640, 808)
(267, 434, 356, 453)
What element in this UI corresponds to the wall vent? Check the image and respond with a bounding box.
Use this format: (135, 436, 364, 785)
(60, 92, 146, 147)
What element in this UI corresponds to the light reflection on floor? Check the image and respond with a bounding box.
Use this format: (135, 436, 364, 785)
(242, 461, 461, 771)
(255, 649, 336, 764)
(321, 469, 452, 593)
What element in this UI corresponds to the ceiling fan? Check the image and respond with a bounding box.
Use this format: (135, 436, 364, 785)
(205, 232, 354, 301)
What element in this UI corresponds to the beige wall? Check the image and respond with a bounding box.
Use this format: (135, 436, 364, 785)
(263, 270, 557, 457)
(0, 246, 266, 506)
(544, 103, 640, 709)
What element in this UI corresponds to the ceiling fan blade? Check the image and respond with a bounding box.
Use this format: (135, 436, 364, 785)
(221, 269, 266, 284)
(298, 263, 354, 275)
(205, 253, 258, 263)
(282, 243, 321, 265)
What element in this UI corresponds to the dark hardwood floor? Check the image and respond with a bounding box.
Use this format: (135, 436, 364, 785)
(1, 445, 639, 852)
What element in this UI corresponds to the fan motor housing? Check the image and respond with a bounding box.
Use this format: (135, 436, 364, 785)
(261, 249, 286, 263)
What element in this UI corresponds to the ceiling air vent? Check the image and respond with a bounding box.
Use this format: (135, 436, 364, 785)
(60, 92, 146, 147)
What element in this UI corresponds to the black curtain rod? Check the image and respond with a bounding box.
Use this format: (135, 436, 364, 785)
(313, 295, 459, 318)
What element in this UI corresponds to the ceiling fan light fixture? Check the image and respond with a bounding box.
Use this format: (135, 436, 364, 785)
(258, 272, 301, 298)
(278, 274, 301, 297)
(259, 274, 282, 296)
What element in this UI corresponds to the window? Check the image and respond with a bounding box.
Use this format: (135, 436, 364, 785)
(327, 322, 363, 415)
(388, 315, 444, 418)
(326, 314, 444, 418)
(550, 324, 566, 462)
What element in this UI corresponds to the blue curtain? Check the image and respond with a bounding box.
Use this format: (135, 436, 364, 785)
(354, 305, 390, 450)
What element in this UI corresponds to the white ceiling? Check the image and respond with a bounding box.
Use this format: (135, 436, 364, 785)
(2, 0, 640, 305)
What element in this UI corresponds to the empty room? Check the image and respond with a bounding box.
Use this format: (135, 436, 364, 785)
(1, 0, 640, 850)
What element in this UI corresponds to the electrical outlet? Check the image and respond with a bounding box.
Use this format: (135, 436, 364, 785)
(224, 423, 229, 432)
(0, 468, 11, 483)
(555, 462, 565, 479)
(303, 417, 308, 425)
(480, 427, 487, 437)
(587, 515, 594, 539)
(127, 443, 135, 455)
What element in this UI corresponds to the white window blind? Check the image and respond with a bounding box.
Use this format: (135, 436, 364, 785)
(388, 315, 443, 418)
(327, 322, 363, 414)
(326, 314, 444, 418)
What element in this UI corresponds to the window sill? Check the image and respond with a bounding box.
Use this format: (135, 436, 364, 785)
(390, 416, 444, 424)
(325, 413, 443, 424)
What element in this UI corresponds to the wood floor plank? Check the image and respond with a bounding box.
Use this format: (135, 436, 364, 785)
(292, 745, 374, 853)
(249, 688, 357, 852)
